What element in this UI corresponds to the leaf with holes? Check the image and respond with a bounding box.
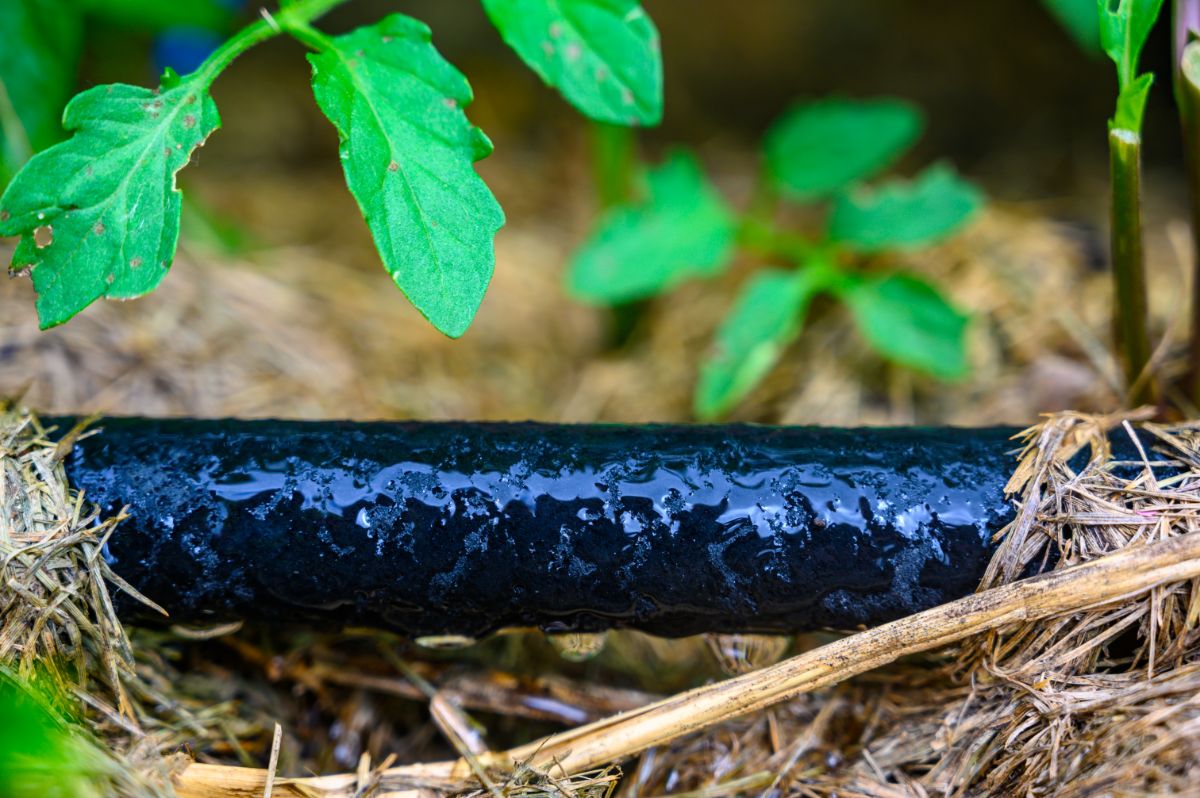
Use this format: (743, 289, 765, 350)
(839, 273, 969, 379)
(0, 0, 84, 185)
(828, 164, 983, 252)
(0, 76, 219, 329)
(481, 0, 662, 125)
(568, 150, 736, 304)
(307, 14, 504, 338)
(1098, 0, 1166, 86)
(764, 97, 922, 200)
(695, 268, 819, 420)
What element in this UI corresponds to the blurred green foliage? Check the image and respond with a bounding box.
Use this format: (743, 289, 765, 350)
(0, 673, 100, 798)
(570, 97, 982, 420)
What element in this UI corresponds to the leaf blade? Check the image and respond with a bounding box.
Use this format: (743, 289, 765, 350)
(828, 163, 984, 252)
(482, 0, 662, 125)
(0, 0, 84, 182)
(765, 98, 923, 200)
(568, 150, 736, 304)
(840, 273, 969, 379)
(0, 78, 219, 328)
(695, 268, 817, 420)
(306, 14, 505, 338)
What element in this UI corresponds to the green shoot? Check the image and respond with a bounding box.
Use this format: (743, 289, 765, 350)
(1099, 0, 1164, 405)
(568, 97, 982, 419)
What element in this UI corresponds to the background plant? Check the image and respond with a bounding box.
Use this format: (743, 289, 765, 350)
(568, 98, 983, 420)
(0, 0, 663, 336)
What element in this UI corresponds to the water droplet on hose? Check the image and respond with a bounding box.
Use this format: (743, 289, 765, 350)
(415, 635, 476, 650)
(705, 634, 790, 675)
(548, 632, 607, 662)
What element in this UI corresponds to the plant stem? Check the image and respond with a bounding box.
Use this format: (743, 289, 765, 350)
(1108, 127, 1157, 405)
(588, 123, 636, 209)
(191, 0, 348, 87)
(1174, 0, 1200, 404)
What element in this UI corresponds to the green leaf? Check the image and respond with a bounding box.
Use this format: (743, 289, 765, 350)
(306, 14, 504, 338)
(1112, 71, 1154, 130)
(0, 77, 219, 329)
(695, 268, 818, 420)
(839, 273, 969, 379)
(568, 150, 736, 304)
(0, 0, 84, 183)
(764, 97, 923, 200)
(76, 0, 233, 32)
(481, 0, 662, 126)
(828, 164, 984, 251)
(1098, 0, 1166, 86)
(1042, 0, 1102, 52)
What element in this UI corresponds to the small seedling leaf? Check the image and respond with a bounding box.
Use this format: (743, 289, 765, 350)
(840, 273, 969, 379)
(1098, 0, 1166, 86)
(481, 0, 662, 125)
(1112, 71, 1154, 130)
(568, 150, 736, 304)
(828, 163, 983, 251)
(0, 77, 219, 329)
(0, 0, 83, 185)
(307, 14, 505, 338)
(765, 97, 923, 200)
(1042, 0, 1102, 52)
(695, 268, 818, 420)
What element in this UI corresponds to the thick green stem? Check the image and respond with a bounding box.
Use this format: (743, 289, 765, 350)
(1109, 127, 1157, 405)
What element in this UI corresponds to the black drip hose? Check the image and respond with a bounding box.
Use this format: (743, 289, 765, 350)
(63, 419, 1021, 638)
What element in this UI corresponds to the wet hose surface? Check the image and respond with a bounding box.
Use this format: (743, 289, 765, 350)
(62, 418, 1021, 637)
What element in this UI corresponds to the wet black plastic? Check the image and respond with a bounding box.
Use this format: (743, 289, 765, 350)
(63, 419, 1020, 637)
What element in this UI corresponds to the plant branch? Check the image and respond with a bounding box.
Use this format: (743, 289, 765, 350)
(191, 0, 347, 87)
(172, 530, 1200, 797)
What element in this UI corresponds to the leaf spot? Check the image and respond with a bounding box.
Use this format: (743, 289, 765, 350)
(130, 256, 142, 269)
(381, 35, 392, 43)
(34, 226, 53, 248)
(85, 165, 94, 177)
(564, 43, 581, 62)
(36, 212, 45, 220)
(93, 221, 106, 235)
(596, 66, 609, 82)
(621, 87, 634, 106)
(388, 160, 399, 172)
(549, 21, 564, 39)
(105, 273, 115, 285)
(542, 41, 554, 57)
(0, 210, 8, 222)
(443, 97, 457, 109)
(164, 147, 172, 157)
(183, 114, 197, 129)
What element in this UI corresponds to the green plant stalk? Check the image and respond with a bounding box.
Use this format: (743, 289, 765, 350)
(190, 0, 348, 87)
(1108, 127, 1157, 405)
(1174, 1, 1200, 404)
(588, 122, 636, 209)
(1180, 68, 1200, 404)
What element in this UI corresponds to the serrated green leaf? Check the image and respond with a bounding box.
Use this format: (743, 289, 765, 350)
(481, 0, 662, 125)
(840, 273, 969, 379)
(1098, 0, 1166, 86)
(0, 0, 83, 182)
(764, 98, 923, 200)
(1042, 0, 1102, 52)
(0, 77, 219, 329)
(306, 14, 504, 338)
(568, 150, 735, 304)
(695, 268, 818, 420)
(828, 164, 983, 251)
